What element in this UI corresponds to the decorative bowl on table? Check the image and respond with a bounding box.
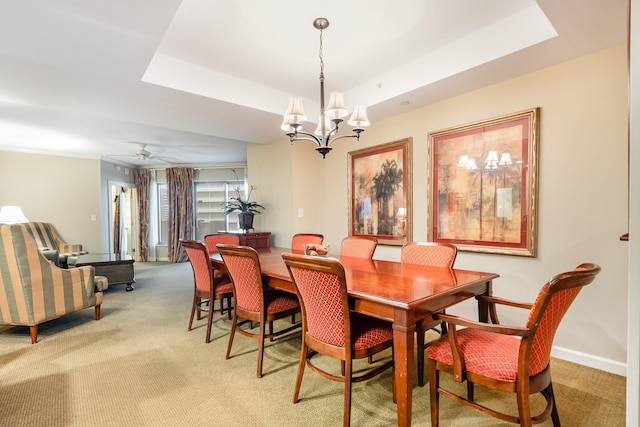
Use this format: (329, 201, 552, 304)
(303, 243, 330, 257)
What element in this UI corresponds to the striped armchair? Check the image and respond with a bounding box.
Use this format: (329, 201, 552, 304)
(0, 224, 108, 343)
(21, 221, 88, 267)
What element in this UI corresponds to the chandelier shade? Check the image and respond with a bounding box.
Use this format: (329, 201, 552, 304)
(282, 18, 370, 158)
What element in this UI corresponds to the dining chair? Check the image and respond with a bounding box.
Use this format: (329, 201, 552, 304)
(291, 233, 324, 254)
(339, 236, 377, 259)
(427, 263, 601, 427)
(217, 244, 301, 378)
(401, 241, 457, 387)
(282, 252, 395, 427)
(204, 233, 240, 278)
(181, 240, 234, 343)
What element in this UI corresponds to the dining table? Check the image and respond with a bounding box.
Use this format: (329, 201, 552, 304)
(210, 246, 499, 426)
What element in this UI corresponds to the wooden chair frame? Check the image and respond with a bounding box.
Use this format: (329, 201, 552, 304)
(218, 244, 301, 378)
(427, 263, 601, 427)
(182, 240, 233, 343)
(283, 253, 395, 426)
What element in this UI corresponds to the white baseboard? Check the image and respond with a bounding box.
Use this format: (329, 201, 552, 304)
(552, 346, 626, 376)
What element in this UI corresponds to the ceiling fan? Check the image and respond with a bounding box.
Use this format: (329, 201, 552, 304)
(133, 143, 154, 160)
(105, 143, 174, 164)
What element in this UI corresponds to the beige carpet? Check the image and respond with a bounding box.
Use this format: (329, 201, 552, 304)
(0, 261, 626, 426)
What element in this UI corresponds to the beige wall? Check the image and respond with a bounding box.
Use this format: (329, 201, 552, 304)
(0, 151, 103, 252)
(248, 45, 629, 373)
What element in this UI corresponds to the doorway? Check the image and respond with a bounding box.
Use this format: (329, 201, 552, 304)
(109, 183, 138, 258)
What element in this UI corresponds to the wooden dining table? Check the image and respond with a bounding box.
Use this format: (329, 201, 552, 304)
(210, 247, 499, 426)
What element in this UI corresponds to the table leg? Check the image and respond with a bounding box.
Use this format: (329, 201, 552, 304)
(393, 320, 415, 427)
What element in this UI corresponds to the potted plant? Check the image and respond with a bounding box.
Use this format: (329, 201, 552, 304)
(223, 168, 265, 231)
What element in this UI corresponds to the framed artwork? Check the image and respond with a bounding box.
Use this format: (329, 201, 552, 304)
(348, 138, 412, 246)
(428, 108, 539, 256)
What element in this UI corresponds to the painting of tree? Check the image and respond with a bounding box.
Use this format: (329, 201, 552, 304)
(348, 138, 412, 245)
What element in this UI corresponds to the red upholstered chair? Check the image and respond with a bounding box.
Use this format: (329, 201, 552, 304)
(401, 241, 457, 387)
(427, 263, 601, 427)
(291, 233, 323, 254)
(339, 236, 377, 259)
(282, 252, 394, 426)
(204, 233, 240, 278)
(182, 240, 234, 343)
(217, 244, 301, 378)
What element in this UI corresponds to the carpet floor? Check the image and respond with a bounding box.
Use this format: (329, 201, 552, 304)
(0, 261, 626, 426)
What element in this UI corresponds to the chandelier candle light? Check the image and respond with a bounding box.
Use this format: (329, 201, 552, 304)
(281, 18, 370, 158)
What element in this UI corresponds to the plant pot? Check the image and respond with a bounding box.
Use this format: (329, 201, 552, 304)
(238, 212, 255, 231)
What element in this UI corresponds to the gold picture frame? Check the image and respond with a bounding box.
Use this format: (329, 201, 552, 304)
(428, 109, 539, 256)
(348, 138, 412, 246)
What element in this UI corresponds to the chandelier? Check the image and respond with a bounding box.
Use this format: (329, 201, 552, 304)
(281, 18, 370, 158)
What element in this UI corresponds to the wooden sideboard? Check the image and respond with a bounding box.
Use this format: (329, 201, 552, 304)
(218, 231, 271, 249)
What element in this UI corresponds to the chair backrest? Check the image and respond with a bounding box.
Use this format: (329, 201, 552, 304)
(204, 233, 240, 254)
(282, 253, 350, 347)
(217, 244, 264, 312)
(291, 233, 324, 254)
(340, 236, 377, 259)
(524, 263, 601, 376)
(401, 242, 457, 268)
(182, 240, 214, 293)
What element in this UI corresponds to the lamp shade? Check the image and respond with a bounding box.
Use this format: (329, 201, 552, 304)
(0, 206, 29, 224)
(326, 91, 349, 119)
(347, 105, 370, 128)
(314, 115, 333, 136)
(284, 96, 307, 122)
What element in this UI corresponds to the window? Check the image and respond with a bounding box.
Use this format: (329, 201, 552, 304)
(157, 183, 169, 244)
(156, 168, 246, 243)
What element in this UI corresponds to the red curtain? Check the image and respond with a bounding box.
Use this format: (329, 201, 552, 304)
(133, 169, 151, 262)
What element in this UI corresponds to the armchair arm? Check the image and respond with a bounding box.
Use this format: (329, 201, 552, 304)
(476, 294, 533, 325)
(435, 313, 530, 337)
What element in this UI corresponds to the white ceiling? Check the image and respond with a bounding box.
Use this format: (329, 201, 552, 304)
(0, 0, 627, 166)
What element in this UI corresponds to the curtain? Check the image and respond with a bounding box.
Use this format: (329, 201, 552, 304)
(133, 169, 152, 262)
(167, 167, 194, 263)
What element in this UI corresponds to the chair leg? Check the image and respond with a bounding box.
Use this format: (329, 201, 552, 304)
(293, 340, 307, 404)
(95, 304, 101, 320)
(226, 296, 233, 319)
(225, 311, 238, 360)
(343, 358, 353, 427)
(196, 297, 202, 320)
(257, 320, 266, 378)
(542, 382, 561, 427)
(516, 385, 534, 427)
(205, 300, 214, 344)
(29, 325, 38, 344)
(188, 295, 197, 331)
(269, 320, 274, 341)
(416, 323, 426, 387)
(428, 359, 439, 427)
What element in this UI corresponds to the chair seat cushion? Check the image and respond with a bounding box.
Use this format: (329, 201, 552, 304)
(427, 328, 521, 381)
(351, 312, 393, 351)
(265, 291, 299, 314)
(214, 280, 234, 297)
